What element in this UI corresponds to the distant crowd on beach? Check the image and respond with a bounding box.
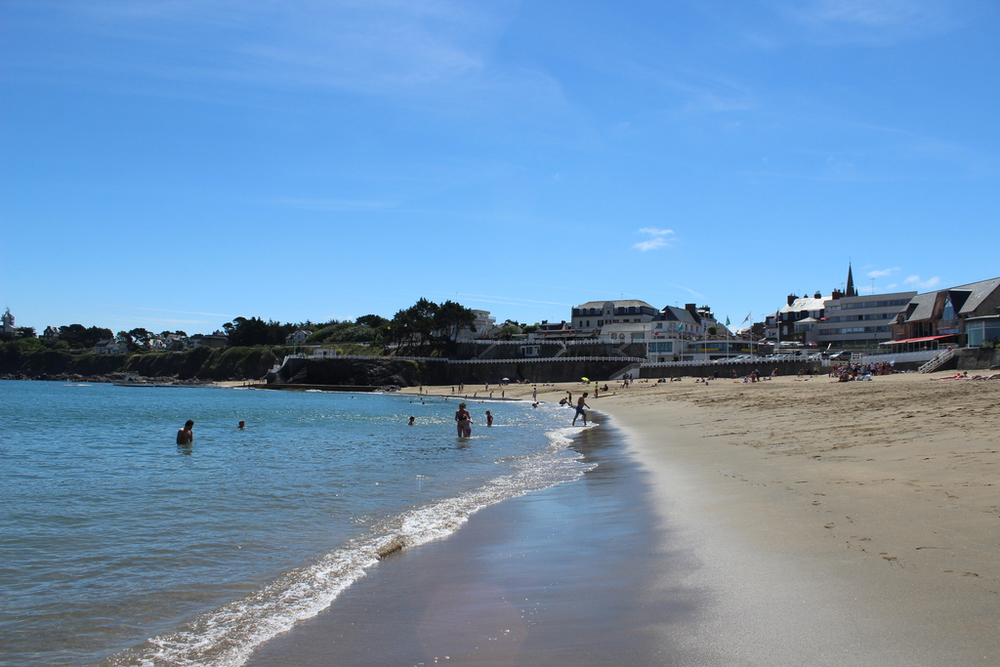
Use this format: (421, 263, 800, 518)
(830, 361, 896, 382)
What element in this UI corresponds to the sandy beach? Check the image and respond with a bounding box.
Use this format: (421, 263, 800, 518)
(247, 369, 998, 665)
(407, 371, 999, 664)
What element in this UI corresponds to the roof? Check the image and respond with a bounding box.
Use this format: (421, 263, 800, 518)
(781, 296, 828, 314)
(654, 306, 699, 325)
(953, 277, 1000, 315)
(903, 277, 1000, 322)
(879, 334, 954, 345)
(574, 299, 655, 310)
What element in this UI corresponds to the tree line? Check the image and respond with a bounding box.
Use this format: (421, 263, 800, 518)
(2, 298, 478, 353)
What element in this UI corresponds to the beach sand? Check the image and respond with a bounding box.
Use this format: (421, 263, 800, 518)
(248, 370, 999, 665)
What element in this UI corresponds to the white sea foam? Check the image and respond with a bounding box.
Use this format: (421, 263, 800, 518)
(112, 423, 592, 667)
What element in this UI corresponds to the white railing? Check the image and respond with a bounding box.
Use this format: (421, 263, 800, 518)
(446, 356, 645, 365)
(919, 347, 955, 373)
(283, 352, 644, 365)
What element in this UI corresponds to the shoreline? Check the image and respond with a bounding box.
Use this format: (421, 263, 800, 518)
(245, 412, 690, 665)
(398, 371, 999, 663)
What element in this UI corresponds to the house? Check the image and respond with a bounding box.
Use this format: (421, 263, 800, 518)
(774, 293, 829, 344)
(646, 304, 733, 362)
(571, 300, 658, 334)
(889, 276, 1000, 348)
(164, 334, 188, 351)
(455, 310, 496, 341)
(190, 331, 229, 349)
(285, 330, 313, 345)
(1, 308, 15, 335)
(95, 339, 128, 355)
(42, 326, 60, 342)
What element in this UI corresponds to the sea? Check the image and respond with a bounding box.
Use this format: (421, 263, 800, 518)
(0, 380, 592, 667)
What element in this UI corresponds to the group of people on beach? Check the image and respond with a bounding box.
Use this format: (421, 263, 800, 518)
(932, 371, 1000, 381)
(828, 361, 896, 382)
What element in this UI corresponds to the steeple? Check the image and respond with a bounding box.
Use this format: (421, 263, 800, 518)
(846, 263, 858, 297)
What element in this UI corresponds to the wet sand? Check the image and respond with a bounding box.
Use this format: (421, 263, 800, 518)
(245, 420, 702, 666)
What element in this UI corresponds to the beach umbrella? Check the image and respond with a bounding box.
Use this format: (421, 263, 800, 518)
(581, 377, 589, 382)
(502, 377, 510, 381)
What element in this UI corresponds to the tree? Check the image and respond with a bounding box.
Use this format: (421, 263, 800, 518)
(128, 328, 153, 349)
(498, 325, 521, 341)
(116, 331, 136, 352)
(433, 300, 475, 342)
(58, 324, 113, 349)
(356, 314, 389, 329)
(223, 317, 272, 347)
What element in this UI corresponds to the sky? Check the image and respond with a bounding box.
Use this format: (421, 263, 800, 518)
(2, 0, 999, 336)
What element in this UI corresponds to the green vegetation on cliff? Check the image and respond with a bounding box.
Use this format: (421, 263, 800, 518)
(0, 341, 278, 381)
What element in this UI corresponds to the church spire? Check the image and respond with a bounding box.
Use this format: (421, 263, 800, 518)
(846, 263, 858, 297)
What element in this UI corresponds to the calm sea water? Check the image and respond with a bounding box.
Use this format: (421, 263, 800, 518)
(0, 380, 590, 667)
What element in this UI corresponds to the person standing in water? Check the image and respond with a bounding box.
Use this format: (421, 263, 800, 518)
(572, 393, 590, 426)
(177, 420, 194, 444)
(486, 410, 494, 427)
(455, 402, 473, 437)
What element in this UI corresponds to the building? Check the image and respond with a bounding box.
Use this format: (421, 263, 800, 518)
(774, 293, 829, 344)
(889, 277, 1000, 348)
(95, 339, 129, 354)
(190, 331, 229, 349)
(1, 308, 14, 335)
(646, 304, 732, 362)
(455, 310, 497, 341)
(816, 291, 916, 349)
(284, 330, 313, 346)
(571, 300, 658, 334)
(42, 326, 60, 342)
(766, 265, 914, 350)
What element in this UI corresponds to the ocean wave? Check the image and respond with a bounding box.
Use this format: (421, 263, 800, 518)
(105, 425, 592, 667)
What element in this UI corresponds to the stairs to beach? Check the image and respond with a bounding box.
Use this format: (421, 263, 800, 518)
(919, 347, 955, 373)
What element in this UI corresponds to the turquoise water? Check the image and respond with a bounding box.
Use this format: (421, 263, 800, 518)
(0, 381, 588, 667)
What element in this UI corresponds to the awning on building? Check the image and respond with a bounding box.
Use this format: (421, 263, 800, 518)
(879, 334, 954, 346)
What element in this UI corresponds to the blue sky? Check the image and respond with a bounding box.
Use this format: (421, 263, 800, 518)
(3, 0, 998, 335)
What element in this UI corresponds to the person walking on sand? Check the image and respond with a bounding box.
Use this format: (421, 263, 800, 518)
(177, 420, 194, 445)
(572, 393, 590, 426)
(455, 402, 473, 438)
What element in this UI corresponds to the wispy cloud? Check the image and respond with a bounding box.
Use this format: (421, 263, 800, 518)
(770, 0, 964, 46)
(133, 306, 231, 318)
(271, 198, 396, 212)
(867, 267, 899, 278)
(28, 0, 568, 117)
(904, 274, 941, 289)
(633, 227, 677, 252)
